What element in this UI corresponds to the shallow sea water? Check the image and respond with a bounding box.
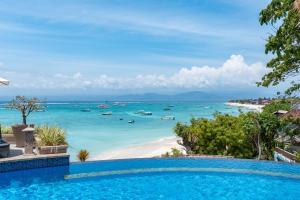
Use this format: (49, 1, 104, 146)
(0, 101, 247, 159)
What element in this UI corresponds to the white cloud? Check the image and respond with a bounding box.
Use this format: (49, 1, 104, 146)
(0, 55, 267, 90)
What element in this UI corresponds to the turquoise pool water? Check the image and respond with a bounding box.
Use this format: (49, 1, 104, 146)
(0, 101, 246, 159)
(1, 158, 300, 199)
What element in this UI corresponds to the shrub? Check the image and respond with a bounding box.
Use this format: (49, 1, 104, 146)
(36, 125, 67, 146)
(161, 148, 183, 158)
(77, 149, 89, 162)
(1, 126, 12, 135)
(296, 152, 300, 163)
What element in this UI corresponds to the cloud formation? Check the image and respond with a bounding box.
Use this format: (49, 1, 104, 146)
(0, 55, 267, 90)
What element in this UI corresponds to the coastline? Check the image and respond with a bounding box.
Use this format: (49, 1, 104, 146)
(225, 102, 264, 112)
(91, 136, 185, 161)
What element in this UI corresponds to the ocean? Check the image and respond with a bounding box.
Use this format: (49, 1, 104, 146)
(0, 101, 247, 160)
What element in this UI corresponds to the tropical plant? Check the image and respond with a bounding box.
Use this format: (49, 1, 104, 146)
(175, 114, 256, 158)
(77, 149, 89, 162)
(262, 99, 293, 113)
(258, 0, 300, 95)
(36, 125, 67, 146)
(7, 96, 45, 125)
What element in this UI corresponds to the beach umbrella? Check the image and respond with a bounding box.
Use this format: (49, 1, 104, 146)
(0, 77, 9, 85)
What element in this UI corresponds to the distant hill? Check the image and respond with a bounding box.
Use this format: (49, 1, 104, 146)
(0, 90, 271, 102)
(111, 91, 223, 101)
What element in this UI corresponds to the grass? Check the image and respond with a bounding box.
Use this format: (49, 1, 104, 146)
(36, 125, 67, 146)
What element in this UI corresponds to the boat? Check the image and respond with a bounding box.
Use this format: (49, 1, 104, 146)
(98, 104, 109, 109)
(161, 116, 175, 120)
(142, 111, 152, 116)
(163, 108, 171, 111)
(134, 110, 152, 115)
(102, 111, 112, 115)
(128, 120, 135, 123)
(80, 109, 91, 112)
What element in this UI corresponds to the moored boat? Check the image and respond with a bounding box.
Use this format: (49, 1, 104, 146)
(102, 111, 112, 115)
(98, 104, 109, 109)
(142, 111, 152, 116)
(161, 115, 175, 120)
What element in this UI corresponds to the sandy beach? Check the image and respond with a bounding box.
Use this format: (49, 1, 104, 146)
(91, 136, 185, 160)
(225, 102, 264, 112)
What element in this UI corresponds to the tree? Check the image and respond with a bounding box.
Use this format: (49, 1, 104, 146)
(258, 0, 300, 95)
(7, 96, 45, 125)
(262, 99, 293, 113)
(174, 114, 255, 158)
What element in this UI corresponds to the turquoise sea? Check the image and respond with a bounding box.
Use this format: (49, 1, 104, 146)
(0, 101, 248, 160)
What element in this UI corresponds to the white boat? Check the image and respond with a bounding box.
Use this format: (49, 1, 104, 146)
(142, 111, 152, 116)
(102, 111, 112, 115)
(81, 109, 91, 112)
(98, 104, 109, 109)
(128, 120, 135, 123)
(161, 116, 175, 120)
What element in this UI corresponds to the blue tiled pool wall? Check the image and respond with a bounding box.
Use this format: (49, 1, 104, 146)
(0, 156, 69, 173)
(0, 165, 69, 188)
(70, 158, 300, 175)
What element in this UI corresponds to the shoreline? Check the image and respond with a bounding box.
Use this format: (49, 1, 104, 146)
(90, 136, 185, 161)
(225, 102, 264, 112)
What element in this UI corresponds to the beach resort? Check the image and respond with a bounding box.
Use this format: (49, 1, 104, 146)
(1, 0, 300, 199)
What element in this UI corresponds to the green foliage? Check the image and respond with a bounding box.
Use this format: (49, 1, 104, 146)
(162, 148, 183, 157)
(36, 125, 67, 146)
(7, 96, 46, 125)
(175, 109, 282, 160)
(175, 114, 255, 158)
(262, 99, 293, 113)
(1, 126, 12, 135)
(258, 0, 300, 95)
(77, 149, 89, 162)
(296, 151, 300, 162)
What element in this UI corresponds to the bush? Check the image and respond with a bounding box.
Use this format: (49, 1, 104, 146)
(296, 152, 300, 163)
(36, 125, 67, 146)
(175, 114, 256, 158)
(161, 148, 183, 158)
(1, 126, 12, 135)
(77, 149, 89, 162)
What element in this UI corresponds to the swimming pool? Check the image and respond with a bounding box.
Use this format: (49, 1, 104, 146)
(1, 158, 300, 199)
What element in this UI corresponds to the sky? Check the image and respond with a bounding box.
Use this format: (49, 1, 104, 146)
(0, 0, 283, 98)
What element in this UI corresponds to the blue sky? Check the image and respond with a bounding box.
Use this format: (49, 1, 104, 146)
(0, 0, 281, 97)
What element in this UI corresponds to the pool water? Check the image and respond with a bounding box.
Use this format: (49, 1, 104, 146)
(1, 158, 300, 200)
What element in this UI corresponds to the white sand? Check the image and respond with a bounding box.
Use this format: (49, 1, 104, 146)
(225, 102, 264, 112)
(91, 136, 185, 161)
